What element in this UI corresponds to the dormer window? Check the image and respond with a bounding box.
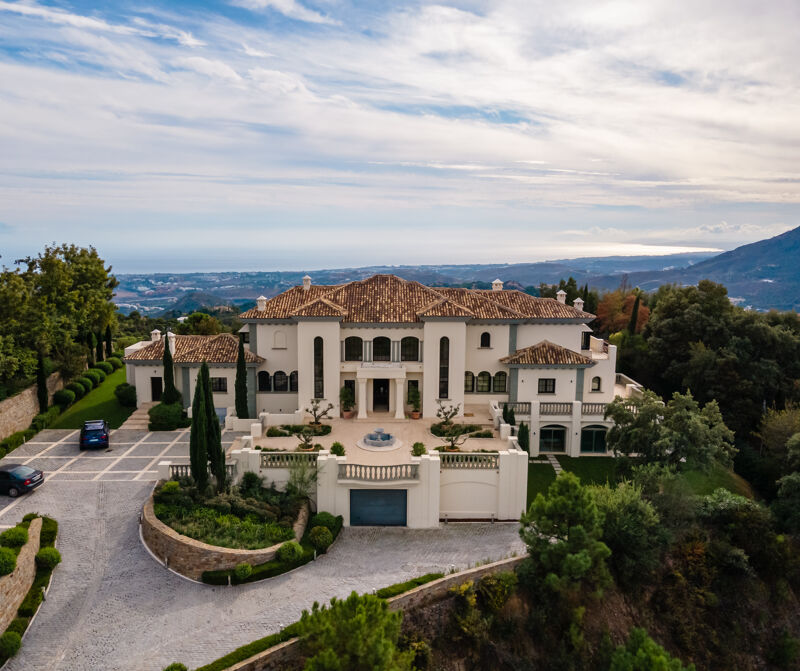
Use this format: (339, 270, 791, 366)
(480, 332, 491, 348)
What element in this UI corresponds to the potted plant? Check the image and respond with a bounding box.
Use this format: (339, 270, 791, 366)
(408, 385, 421, 419)
(339, 385, 355, 419)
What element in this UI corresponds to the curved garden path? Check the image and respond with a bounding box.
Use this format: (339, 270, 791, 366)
(0, 430, 525, 671)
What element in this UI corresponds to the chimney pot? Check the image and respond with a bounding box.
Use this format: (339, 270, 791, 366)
(491, 279, 503, 291)
(166, 330, 176, 355)
(302, 275, 312, 291)
(573, 297, 585, 311)
(256, 295, 267, 311)
(150, 329, 161, 341)
(556, 290, 567, 304)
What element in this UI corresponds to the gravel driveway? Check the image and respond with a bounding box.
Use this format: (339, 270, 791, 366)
(0, 429, 525, 671)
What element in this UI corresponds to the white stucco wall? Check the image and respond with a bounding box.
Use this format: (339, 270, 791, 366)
(251, 323, 298, 371)
(516, 324, 583, 352)
(296, 320, 341, 417)
(131, 364, 162, 405)
(422, 321, 466, 418)
(183, 366, 235, 411)
(517, 368, 578, 404)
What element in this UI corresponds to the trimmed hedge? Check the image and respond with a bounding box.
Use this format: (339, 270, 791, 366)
(31, 406, 61, 432)
(193, 624, 300, 671)
(53, 388, 75, 408)
(0, 547, 16, 576)
(35, 547, 62, 570)
(106, 356, 123, 370)
(148, 402, 188, 431)
(309, 512, 338, 534)
(375, 572, 445, 599)
(84, 368, 104, 384)
(114, 382, 137, 407)
(94, 361, 114, 375)
(309, 526, 333, 552)
(67, 381, 86, 398)
(75, 376, 93, 392)
(0, 526, 28, 548)
(5, 619, 28, 637)
(0, 632, 21, 660)
(0, 429, 36, 454)
(281, 423, 332, 436)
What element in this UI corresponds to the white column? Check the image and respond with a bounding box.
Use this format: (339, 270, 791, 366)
(568, 401, 582, 457)
(357, 378, 368, 419)
(394, 378, 405, 419)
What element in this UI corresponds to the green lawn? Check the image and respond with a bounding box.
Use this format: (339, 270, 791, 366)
(50, 367, 135, 430)
(681, 463, 754, 499)
(557, 456, 621, 486)
(527, 463, 556, 505)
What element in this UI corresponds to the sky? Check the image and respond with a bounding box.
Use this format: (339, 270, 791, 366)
(0, 0, 799, 272)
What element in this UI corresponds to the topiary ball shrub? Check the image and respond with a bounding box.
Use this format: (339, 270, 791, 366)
(234, 562, 253, 581)
(107, 356, 123, 370)
(309, 512, 338, 534)
(412, 442, 427, 456)
(309, 525, 333, 553)
(330, 441, 345, 456)
(162, 664, 188, 671)
(6, 618, 29, 637)
(94, 361, 114, 375)
(76, 376, 93, 392)
(0, 526, 28, 548)
(114, 382, 137, 407)
(87, 367, 106, 383)
(0, 631, 22, 659)
(0, 547, 16, 576)
(66, 381, 86, 399)
(53, 388, 75, 408)
(148, 403, 186, 431)
(276, 540, 304, 563)
(35, 546, 62, 570)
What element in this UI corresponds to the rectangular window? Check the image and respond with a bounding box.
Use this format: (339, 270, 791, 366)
(241, 332, 250, 344)
(211, 377, 228, 393)
(581, 332, 591, 350)
(407, 379, 419, 403)
(538, 378, 556, 394)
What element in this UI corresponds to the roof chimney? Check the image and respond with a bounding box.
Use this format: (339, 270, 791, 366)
(256, 295, 267, 311)
(150, 328, 161, 341)
(166, 330, 176, 355)
(573, 297, 585, 311)
(302, 275, 312, 291)
(491, 279, 503, 292)
(556, 289, 567, 304)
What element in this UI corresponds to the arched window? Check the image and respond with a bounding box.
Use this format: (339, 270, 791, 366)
(581, 425, 608, 453)
(540, 425, 567, 452)
(464, 371, 475, 393)
(373, 336, 390, 361)
(257, 371, 270, 392)
(493, 372, 507, 393)
(401, 336, 420, 362)
(289, 371, 298, 392)
(591, 376, 602, 392)
(476, 371, 491, 393)
(273, 330, 287, 349)
(273, 371, 288, 392)
(344, 336, 363, 361)
(439, 337, 449, 399)
(480, 332, 491, 348)
(313, 337, 324, 398)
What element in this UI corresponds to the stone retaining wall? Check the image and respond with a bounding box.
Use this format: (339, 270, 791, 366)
(0, 517, 42, 633)
(220, 555, 526, 671)
(0, 373, 65, 442)
(141, 493, 309, 581)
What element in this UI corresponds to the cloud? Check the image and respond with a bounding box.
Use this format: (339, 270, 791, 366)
(174, 56, 242, 81)
(231, 0, 339, 25)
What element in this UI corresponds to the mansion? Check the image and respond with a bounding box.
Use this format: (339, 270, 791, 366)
(125, 274, 642, 457)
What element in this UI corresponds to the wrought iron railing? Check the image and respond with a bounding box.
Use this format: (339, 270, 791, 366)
(338, 463, 419, 481)
(582, 403, 608, 415)
(260, 452, 318, 469)
(500, 402, 531, 416)
(440, 453, 498, 469)
(540, 402, 572, 415)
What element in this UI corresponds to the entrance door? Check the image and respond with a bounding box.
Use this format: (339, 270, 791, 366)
(373, 378, 389, 411)
(150, 376, 163, 402)
(350, 489, 407, 526)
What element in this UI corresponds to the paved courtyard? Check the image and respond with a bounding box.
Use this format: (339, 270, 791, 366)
(0, 428, 525, 671)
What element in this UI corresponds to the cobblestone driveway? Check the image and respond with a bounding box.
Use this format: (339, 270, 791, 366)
(0, 429, 525, 671)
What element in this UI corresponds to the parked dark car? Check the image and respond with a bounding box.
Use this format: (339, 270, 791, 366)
(0, 464, 44, 497)
(80, 419, 110, 450)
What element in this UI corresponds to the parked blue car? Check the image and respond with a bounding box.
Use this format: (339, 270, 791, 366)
(80, 420, 110, 450)
(0, 464, 44, 497)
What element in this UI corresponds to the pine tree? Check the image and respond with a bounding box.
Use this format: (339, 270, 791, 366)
(36, 350, 48, 413)
(95, 331, 104, 362)
(627, 293, 641, 334)
(189, 370, 209, 493)
(162, 336, 181, 405)
(105, 325, 113, 358)
(201, 362, 225, 493)
(234, 337, 249, 419)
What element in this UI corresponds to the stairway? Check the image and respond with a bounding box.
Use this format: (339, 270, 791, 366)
(118, 402, 157, 431)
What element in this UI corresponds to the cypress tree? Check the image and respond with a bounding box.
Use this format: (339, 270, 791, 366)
(88, 332, 97, 366)
(502, 403, 509, 424)
(105, 325, 113, 358)
(201, 362, 225, 492)
(162, 335, 181, 405)
(518, 422, 530, 452)
(234, 337, 249, 419)
(189, 369, 209, 493)
(95, 331, 104, 362)
(36, 350, 48, 413)
(508, 407, 516, 426)
(627, 294, 641, 334)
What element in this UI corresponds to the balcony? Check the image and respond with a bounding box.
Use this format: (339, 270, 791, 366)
(540, 402, 573, 415)
(582, 403, 608, 415)
(338, 463, 419, 482)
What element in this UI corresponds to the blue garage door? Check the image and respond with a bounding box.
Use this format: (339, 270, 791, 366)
(350, 489, 407, 526)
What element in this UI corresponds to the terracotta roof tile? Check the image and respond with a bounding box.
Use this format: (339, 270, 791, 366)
(125, 334, 264, 364)
(499, 340, 595, 367)
(238, 274, 593, 323)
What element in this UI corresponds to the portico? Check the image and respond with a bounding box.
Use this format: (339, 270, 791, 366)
(356, 363, 407, 419)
